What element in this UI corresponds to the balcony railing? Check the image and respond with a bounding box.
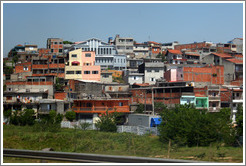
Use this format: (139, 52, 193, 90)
(208, 96, 220, 101)
(73, 106, 129, 112)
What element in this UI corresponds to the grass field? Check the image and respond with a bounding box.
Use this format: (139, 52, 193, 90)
(3, 125, 243, 163)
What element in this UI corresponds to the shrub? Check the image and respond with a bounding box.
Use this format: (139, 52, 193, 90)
(79, 122, 91, 130)
(65, 111, 76, 122)
(4, 109, 12, 118)
(95, 111, 118, 132)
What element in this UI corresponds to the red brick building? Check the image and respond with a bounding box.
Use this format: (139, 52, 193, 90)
(47, 38, 63, 55)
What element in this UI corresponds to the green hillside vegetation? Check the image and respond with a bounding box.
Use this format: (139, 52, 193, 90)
(3, 125, 243, 163)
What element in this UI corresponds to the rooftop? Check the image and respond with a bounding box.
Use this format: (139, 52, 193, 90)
(167, 50, 182, 55)
(211, 53, 232, 59)
(145, 62, 164, 67)
(225, 58, 243, 64)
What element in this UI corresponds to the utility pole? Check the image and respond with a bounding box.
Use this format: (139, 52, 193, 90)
(152, 87, 155, 115)
(68, 80, 71, 110)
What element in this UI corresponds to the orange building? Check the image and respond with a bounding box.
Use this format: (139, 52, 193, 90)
(183, 65, 224, 85)
(72, 99, 130, 114)
(15, 62, 32, 73)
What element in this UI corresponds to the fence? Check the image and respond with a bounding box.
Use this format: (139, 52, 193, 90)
(61, 121, 159, 136)
(117, 125, 159, 136)
(61, 121, 96, 130)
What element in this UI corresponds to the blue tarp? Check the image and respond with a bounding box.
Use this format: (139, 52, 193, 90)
(150, 118, 162, 127)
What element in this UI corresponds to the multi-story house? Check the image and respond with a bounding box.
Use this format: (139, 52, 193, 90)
(114, 34, 134, 56)
(231, 87, 243, 122)
(47, 38, 64, 55)
(133, 43, 150, 58)
(138, 62, 164, 85)
(207, 85, 221, 112)
(165, 50, 186, 64)
(161, 41, 179, 51)
(216, 43, 237, 54)
(228, 38, 243, 53)
(65, 49, 101, 81)
(72, 38, 117, 69)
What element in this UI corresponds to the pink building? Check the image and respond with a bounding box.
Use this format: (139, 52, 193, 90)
(164, 67, 183, 82)
(65, 49, 101, 81)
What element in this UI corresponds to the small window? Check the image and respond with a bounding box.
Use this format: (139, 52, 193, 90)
(76, 71, 81, 74)
(154, 69, 159, 72)
(92, 71, 98, 74)
(237, 93, 240, 97)
(150, 78, 155, 81)
(59, 42, 62, 44)
(23, 67, 28, 71)
(51, 49, 53, 53)
(54, 42, 58, 44)
(233, 104, 236, 107)
(147, 69, 152, 72)
(72, 54, 77, 57)
(66, 71, 74, 74)
(59, 49, 63, 53)
(109, 86, 112, 91)
(85, 53, 91, 57)
(119, 102, 123, 106)
(84, 71, 90, 74)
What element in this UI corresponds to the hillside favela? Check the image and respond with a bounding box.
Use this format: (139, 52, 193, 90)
(2, 3, 244, 164)
(3, 34, 243, 162)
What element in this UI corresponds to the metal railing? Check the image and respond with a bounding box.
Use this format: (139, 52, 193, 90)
(3, 148, 207, 163)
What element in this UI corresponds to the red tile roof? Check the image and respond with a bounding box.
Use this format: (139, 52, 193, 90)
(185, 53, 200, 57)
(225, 58, 243, 64)
(220, 88, 228, 91)
(234, 54, 243, 58)
(149, 41, 160, 45)
(133, 83, 150, 87)
(212, 53, 232, 59)
(168, 50, 182, 54)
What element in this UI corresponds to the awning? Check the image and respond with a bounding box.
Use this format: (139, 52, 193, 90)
(72, 61, 80, 65)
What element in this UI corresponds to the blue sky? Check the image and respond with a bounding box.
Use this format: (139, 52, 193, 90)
(3, 2, 244, 57)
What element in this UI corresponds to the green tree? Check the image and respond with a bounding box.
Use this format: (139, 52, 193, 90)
(236, 104, 243, 137)
(65, 111, 76, 122)
(159, 104, 235, 147)
(3, 66, 14, 75)
(135, 103, 144, 113)
(95, 110, 118, 132)
(55, 77, 64, 92)
(63, 41, 74, 44)
(19, 109, 35, 126)
(34, 110, 63, 132)
(154, 102, 166, 114)
(4, 109, 12, 118)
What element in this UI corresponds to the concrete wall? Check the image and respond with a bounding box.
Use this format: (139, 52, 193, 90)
(128, 114, 160, 127)
(75, 82, 104, 98)
(100, 73, 113, 83)
(222, 59, 235, 84)
(127, 74, 144, 85)
(6, 84, 54, 99)
(144, 67, 164, 85)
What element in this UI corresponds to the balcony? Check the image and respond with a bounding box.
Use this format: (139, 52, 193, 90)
(208, 96, 220, 101)
(73, 106, 129, 113)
